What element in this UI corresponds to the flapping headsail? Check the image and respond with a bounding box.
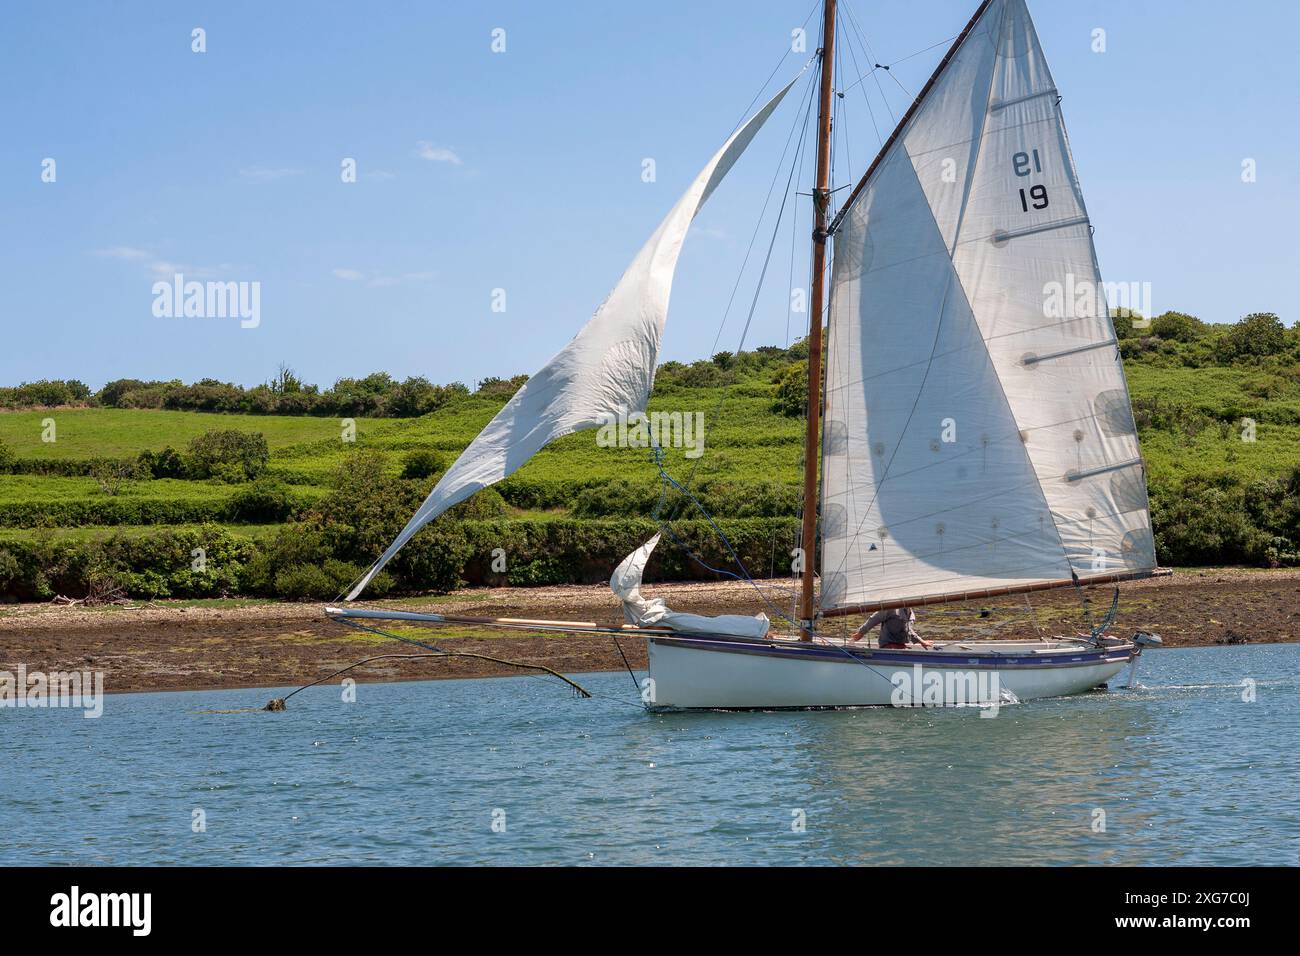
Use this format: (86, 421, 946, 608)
(346, 79, 796, 600)
(819, 0, 1156, 613)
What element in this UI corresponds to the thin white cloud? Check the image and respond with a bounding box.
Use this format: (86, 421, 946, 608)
(95, 245, 151, 260)
(415, 141, 462, 165)
(690, 224, 729, 241)
(332, 268, 436, 287)
(94, 246, 226, 279)
(239, 166, 304, 182)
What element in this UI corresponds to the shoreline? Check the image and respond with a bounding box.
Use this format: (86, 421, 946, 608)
(2, 568, 1297, 695)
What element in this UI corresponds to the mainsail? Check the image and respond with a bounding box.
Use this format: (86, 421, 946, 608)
(819, 0, 1156, 613)
(346, 79, 795, 600)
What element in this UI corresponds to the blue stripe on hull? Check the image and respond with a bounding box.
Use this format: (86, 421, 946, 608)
(648, 635, 1134, 670)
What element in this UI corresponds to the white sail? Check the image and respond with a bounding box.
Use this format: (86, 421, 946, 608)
(346, 79, 795, 600)
(611, 534, 770, 638)
(819, 0, 1155, 611)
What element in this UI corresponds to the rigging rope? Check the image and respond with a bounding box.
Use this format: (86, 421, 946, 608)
(270, 617, 596, 706)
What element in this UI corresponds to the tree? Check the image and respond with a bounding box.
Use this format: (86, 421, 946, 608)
(1218, 312, 1286, 361)
(1150, 310, 1205, 342)
(772, 360, 807, 417)
(475, 374, 529, 400)
(1109, 307, 1142, 339)
(388, 376, 452, 417)
(272, 362, 304, 395)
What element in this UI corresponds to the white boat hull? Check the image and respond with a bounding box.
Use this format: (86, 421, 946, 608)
(646, 634, 1135, 710)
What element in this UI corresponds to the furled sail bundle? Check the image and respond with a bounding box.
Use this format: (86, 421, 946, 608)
(346, 80, 795, 600)
(819, 0, 1156, 613)
(610, 533, 771, 639)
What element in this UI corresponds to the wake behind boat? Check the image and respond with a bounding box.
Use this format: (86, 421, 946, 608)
(327, 0, 1170, 710)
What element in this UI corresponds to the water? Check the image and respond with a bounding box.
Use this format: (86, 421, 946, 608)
(3, 644, 1297, 865)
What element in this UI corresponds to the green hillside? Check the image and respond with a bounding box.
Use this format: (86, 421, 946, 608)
(0, 310, 1297, 602)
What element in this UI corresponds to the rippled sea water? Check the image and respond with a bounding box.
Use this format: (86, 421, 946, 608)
(3, 644, 1297, 865)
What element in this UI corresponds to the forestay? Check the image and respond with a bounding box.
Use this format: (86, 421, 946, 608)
(345, 80, 796, 601)
(819, 0, 1156, 612)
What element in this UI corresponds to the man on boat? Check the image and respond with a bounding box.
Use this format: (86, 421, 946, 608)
(850, 607, 933, 649)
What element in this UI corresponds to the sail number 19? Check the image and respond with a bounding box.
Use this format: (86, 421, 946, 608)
(1013, 149, 1048, 212)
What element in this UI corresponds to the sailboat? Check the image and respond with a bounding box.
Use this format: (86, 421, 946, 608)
(327, 0, 1169, 710)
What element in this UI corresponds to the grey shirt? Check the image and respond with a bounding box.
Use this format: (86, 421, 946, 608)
(861, 608, 919, 646)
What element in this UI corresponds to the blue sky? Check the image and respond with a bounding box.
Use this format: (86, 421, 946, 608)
(4, 0, 1297, 390)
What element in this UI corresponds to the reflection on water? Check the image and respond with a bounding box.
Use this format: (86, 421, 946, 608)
(2, 645, 1296, 865)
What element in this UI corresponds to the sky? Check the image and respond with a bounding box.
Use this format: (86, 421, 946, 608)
(4, 0, 1298, 391)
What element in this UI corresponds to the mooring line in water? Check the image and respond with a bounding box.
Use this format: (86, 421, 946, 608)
(253, 619, 594, 711)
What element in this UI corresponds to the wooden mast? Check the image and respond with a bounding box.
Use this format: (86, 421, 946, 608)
(798, 0, 837, 636)
(798, 0, 988, 635)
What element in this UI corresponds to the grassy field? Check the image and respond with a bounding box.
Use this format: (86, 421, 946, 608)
(0, 407, 386, 460)
(1, 360, 1297, 515)
(1, 337, 1298, 599)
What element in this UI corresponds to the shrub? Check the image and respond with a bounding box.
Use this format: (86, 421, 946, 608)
(444, 486, 508, 520)
(90, 458, 147, 496)
(137, 446, 187, 480)
(311, 451, 417, 562)
(401, 449, 447, 481)
(1110, 307, 1140, 339)
(0, 525, 256, 601)
(475, 374, 529, 400)
(229, 479, 300, 522)
(772, 360, 807, 417)
(506, 555, 573, 586)
(572, 480, 660, 518)
(394, 526, 473, 592)
(273, 559, 391, 600)
(0, 495, 231, 528)
(1150, 311, 1205, 342)
(0, 379, 90, 408)
(0, 549, 21, 591)
(1217, 312, 1287, 362)
(240, 525, 333, 594)
(388, 377, 469, 417)
(97, 379, 143, 406)
(0, 439, 13, 474)
(273, 563, 336, 600)
(116, 386, 170, 409)
(186, 429, 270, 482)
(1150, 478, 1273, 566)
(698, 480, 800, 518)
(162, 379, 245, 413)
